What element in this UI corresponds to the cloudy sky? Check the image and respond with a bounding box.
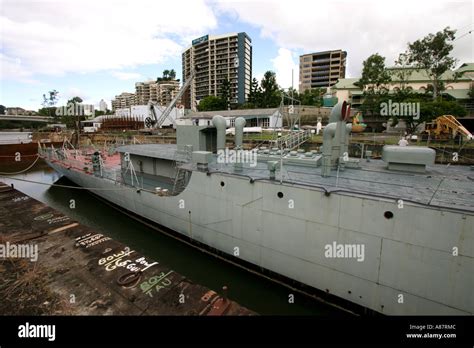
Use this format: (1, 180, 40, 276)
(1, 0, 472, 110)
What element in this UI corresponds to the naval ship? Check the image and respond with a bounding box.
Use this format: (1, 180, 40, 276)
(39, 101, 473, 315)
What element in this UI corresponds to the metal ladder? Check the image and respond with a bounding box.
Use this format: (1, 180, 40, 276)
(172, 145, 192, 195)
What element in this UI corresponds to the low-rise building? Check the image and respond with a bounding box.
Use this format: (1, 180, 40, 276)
(5, 107, 38, 116)
(333, 63, 474, 111)
(185, 108, 282, 128)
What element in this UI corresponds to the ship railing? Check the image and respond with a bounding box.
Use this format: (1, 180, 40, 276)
(42, 145, 63, 161)
(98, 166, 123, 184)
(42, 148, 124, 184)
(274, 129, 312, 150)
(123, 159, 140, 188)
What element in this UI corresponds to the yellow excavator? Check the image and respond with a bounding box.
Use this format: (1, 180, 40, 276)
(422, 115, 473, 141)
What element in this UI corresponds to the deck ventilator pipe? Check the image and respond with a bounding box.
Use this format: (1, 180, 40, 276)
(234, 117, 246, 149)
(212, 115, 227, 151)
(322, 123, 337, 177)
(234, 117, 246, 171)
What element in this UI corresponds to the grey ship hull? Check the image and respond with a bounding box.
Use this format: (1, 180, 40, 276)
(46, 160, 474, 315)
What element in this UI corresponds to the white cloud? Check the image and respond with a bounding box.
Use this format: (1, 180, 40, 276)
(61, 88, 115, 108)
(271, 48, 299, 89)
(49, 87, 88, 106)
(0, 53, 40, 84)
(111, 71, 143, 81)
(64, 87, 87, 100)
(1, 0, 218, 81)
(217, 0, 473, 77)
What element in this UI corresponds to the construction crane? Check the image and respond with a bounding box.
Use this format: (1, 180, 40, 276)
(145, 66, 199, 130)
(422, 115, 473, 141)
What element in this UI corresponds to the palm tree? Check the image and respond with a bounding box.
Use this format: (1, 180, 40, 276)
(169, 69, 176, 80)
(163, 70, 170, 80)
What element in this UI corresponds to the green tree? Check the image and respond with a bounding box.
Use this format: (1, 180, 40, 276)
(356, 54, 391, 117)
(467, 82, 474, 112)
(393, 52, 414, 99)
(67, 96, 83, 105)
(422, 99, 467, 119)
(260, 71, 280, 108)
(157, 69, 177, 82)
(219, 78, 232, 110)
(62, 96, 86, 136)
(41, 89, 59, 120)
(248, 78, 262, 106)
(300, 88, 324, 106)
(42, 90, 59, 108)
(425, 82, 446, 96)
(38, 107, 53, 116)
(238, 102, 257, 109)
(197, 95, 226, 111)
(356, 53, 392, 92)
(286, 87, 300, 103)
(392, 95, 467, 133)
(169, 69, 176, 80)
(404, 27, 457, 100)
(58, 96, 85, 126)
(417, 99, 466, 133)
(468, 84, 474, 99)
(0, 105, 5, 115)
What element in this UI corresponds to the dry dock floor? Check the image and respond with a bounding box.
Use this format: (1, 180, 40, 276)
(0, 181, 254, 316)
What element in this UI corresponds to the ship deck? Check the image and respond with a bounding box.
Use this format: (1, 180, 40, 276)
(116, 144, 178, 161)
(47, 145, 474, 213)
(202, 157, 474, 213)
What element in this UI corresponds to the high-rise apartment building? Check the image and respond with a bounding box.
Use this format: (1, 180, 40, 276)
(99, 99, 108, 112)
(135, 81, 154, 105)
(299, 50, 347, 93)
(156, 80, 180, 106)
(135, 80, 180, 106)
(182, 32, 252, 109)
(111, 92, 136, 111)
(112, 80, 180, 111)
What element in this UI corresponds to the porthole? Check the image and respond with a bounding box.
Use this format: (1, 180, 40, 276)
(277, 192, 284, 198)
(384, 211, 394, 219)
(220, 181, 225, 187)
